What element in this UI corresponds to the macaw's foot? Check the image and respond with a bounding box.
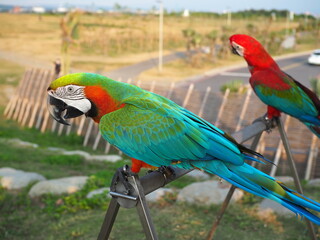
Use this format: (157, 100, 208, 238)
(259, 106, 281, 133)
(157, 166, 176, 182)
(262, 113, 277, 133)
(110, 165, 134, 195)
(267, 105, 281, 119)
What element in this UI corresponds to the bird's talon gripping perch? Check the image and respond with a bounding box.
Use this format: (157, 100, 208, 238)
(253, 114, 275, 133)
(263, 114, 277, 133)
(157, 166, 176, 184)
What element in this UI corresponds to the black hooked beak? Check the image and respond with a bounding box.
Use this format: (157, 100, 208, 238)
(231, 45, 239, 56)
(47, 94, 84, 126)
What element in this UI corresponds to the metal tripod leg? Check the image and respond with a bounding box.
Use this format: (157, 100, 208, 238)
(275, 117, 317, 240)
(132, 175, 158, 240)
(206, 132, 263, 240)
(97, 197, 120, 240)
(97, 172, 158, 240)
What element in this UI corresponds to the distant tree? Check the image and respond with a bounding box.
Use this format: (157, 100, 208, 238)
(190, 32, 204, 67)
(246, 23, 258, 35)
(113, 3, 123, 12)
(206, 30, 218, 62)
(60, 10, 82, 75)
(182, 28, 196, 62)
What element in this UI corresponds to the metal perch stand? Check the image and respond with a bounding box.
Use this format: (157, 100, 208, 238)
(97, 116, 317, 240)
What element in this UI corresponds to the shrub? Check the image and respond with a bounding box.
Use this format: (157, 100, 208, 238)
(220, 80, 245, 93)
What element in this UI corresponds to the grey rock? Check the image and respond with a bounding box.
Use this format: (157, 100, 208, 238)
(307, 178, 320, 187)
(0, 138, 38, 148)
(275, 176, 294, 184)
(146, 188, 176, 202)
(47, 147, 122, 162)
(186, 170, 210, 180)
(86, 187, 110, 199)
(29, 176, 88, 197)
(258, 199, 295, 217)
(0, 167, 46, 190)
(281, 36, 295, 49)
(177, 180, 243, 205)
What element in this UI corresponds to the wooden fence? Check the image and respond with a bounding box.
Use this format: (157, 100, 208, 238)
(4, 68, 320, 180)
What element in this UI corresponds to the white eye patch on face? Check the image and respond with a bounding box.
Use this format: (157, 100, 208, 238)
(231, 42, 244, 56)
(54, 85, 86, 100)
(48, 85, 92, 114)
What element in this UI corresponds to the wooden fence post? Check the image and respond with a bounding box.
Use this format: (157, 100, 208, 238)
(182, 84, 194, 108)
(13, 68, 35, 121)
(28, 70, 49, 128)
(198, 86, 211, 118)
(235, 88, 252, 131)
(5, 69, 31, 119)
(17, 69, 39, 123)
(305, 135, 318, 180)
(214, 88, 230, 127)
(270, 115, 291, 177)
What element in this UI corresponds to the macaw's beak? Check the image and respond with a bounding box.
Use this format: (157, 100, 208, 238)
(47, 94, 84, 126)
(230, 45, 239, 56)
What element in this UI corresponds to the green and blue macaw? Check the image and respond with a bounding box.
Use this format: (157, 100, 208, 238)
(47, 72, 320, 225)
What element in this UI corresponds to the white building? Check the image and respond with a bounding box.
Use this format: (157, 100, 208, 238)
(32, 7, 45, 13)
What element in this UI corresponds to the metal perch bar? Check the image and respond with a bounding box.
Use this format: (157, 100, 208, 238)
(97, 115, 273, 240)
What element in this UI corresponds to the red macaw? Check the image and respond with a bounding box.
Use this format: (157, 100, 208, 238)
(229, 34, 320, 137)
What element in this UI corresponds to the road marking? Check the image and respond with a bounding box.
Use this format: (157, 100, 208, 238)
(219, 72, 251, 77)
(281, 62, 304, 71)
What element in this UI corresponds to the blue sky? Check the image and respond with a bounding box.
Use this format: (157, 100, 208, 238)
(1, 0, 320, 15)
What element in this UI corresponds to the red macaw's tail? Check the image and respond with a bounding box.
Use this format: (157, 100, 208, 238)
(194, 159, 320, 225)
(131, 158, 157, 173)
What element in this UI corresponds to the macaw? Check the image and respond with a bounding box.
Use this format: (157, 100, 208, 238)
(47, 73, 320, 224)
(229, 34, 320, 137)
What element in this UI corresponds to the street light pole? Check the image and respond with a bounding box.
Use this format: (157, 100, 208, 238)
(158, 1, 163, 73)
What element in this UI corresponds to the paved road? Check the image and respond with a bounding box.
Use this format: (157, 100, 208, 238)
(179, 52, 320, 93)
(105, 51, 189, 80)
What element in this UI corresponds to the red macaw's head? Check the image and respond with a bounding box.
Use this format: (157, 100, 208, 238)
(229, 34, 276, 70)
(47, 72, 122, 125)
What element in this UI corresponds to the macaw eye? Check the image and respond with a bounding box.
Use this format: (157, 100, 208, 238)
(67, 86, 74, 93)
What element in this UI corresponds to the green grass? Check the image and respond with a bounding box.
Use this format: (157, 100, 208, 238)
(0, 115, 319, 240)
(220, 79, 246, 93)
(1, 187, 319, 240)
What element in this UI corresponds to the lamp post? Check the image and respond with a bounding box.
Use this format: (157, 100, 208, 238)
(158, 1, 163, 73)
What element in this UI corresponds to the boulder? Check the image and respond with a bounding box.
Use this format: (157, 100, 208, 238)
(177, 180, 243, 205)
(258, 199, 295, 217)
(3, 138, 39, 148)
(47, 147, 122, 162)
(0, 167, 46, 190)
(86, 187, 110, 199)
(146, 188, 175, 202)
(307, 178, 320, 187)
(186, 170, 210, 180)
(275, 176, 294, 184)
(29, 176, 88, 197)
